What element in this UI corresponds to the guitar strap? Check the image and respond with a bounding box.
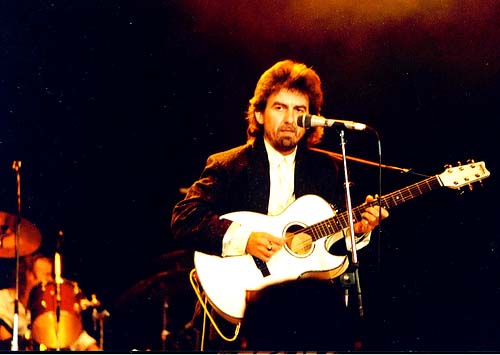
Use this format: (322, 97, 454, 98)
(252, 256, 270, 277)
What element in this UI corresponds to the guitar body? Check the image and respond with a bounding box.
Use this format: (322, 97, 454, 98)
(194, 194, 349, 323)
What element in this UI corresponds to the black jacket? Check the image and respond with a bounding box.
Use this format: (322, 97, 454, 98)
(171, 136, 342, 255)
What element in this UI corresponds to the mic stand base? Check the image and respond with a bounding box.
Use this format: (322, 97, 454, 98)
(340, 266, 364, 318)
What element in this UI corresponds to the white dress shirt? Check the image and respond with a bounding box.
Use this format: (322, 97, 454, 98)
(222, 139, 296, 256)
(221, 139, 370, 256)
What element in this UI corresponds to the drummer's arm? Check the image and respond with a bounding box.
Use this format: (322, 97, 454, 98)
(0, 324, 12, 342)
(0, 310, 14, 342)
(85, 342, 101, 351)
(70, 330, 101, 351)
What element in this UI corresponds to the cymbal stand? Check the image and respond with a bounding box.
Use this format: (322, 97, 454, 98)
(10, 160, 22, 351)
(161, 298, 169, 351)
(92, 308, 110, 350)
(54, 247, 63, 350)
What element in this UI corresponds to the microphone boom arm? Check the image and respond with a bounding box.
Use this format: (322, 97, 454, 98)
(310, 148, 411, 173)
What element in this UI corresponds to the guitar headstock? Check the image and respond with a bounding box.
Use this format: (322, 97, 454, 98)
(438, 160, 490, 189)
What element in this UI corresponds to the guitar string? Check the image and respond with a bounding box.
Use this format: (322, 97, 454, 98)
(278, 164, 484, 252)
(279, 176, 440, 253)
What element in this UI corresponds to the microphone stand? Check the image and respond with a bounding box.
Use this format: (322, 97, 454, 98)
(338, 131, 364, 317)
(10, 161, 22, 352)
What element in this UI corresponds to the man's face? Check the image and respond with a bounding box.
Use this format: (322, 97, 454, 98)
(255, 88, 309, 155)
(28, 258, 53, 290)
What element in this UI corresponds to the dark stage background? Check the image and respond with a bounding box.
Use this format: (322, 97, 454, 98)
(1, 0, 498, 352)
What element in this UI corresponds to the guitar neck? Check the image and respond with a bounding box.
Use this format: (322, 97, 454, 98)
(307, 175, 442, 241)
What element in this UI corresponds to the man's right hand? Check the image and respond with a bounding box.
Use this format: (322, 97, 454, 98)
(245, 232, 284, 262)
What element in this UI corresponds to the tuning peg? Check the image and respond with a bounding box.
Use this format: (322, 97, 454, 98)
(466, 159, 475, 164)
(444, 163, 452, 169)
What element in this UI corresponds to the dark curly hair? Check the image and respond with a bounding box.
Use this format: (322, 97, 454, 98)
(245, 59, 325, 146)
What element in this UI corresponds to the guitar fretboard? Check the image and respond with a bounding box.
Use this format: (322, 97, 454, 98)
(304, 175, 441, 241)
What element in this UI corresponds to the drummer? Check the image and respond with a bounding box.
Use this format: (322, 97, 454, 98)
(0, 253, 100, 351)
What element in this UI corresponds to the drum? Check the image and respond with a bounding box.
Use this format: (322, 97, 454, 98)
(28, 279, 84, 349)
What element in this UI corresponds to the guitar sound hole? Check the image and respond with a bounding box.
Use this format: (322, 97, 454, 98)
(285, 224, 313, 255)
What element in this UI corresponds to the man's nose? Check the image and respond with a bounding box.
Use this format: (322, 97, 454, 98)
(284, 110, 295, 124)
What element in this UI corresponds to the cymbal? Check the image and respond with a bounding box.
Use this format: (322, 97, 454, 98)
(0, 211, 42, 258)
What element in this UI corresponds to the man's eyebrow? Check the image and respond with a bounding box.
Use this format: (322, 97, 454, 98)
(271, 100, 307, 110)
(271, 100, 287, 107)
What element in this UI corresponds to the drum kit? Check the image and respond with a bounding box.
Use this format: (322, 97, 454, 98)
(0, 209, 103, 350)
(0, 161, 103, 351)
(1, 161, 197, 351)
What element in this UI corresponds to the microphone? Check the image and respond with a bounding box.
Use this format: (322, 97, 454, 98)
(297, 114, 367, 131)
